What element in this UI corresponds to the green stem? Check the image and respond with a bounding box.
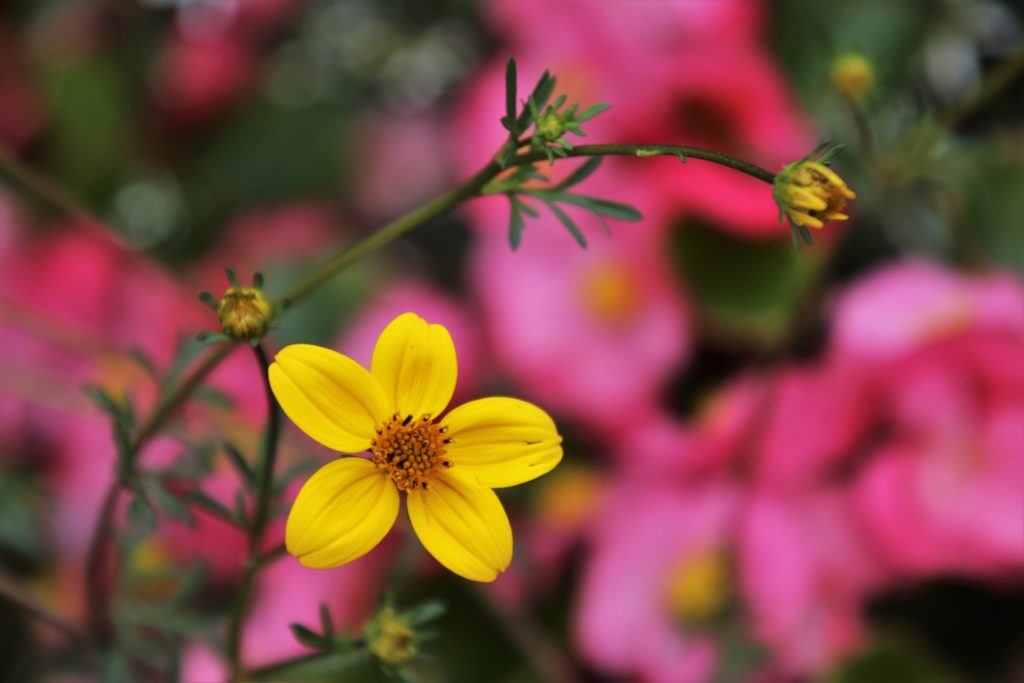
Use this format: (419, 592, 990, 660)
(510, 144, 776, 184)
(227, 344, 282, 682)
(244, 652, 334, 680)
(274, 152, 509, 308)
(83, 343, 237, 646)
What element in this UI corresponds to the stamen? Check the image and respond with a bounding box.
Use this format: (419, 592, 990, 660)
(370, 414, 449, 492)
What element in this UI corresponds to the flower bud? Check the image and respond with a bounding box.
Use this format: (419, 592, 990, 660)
(830, 53, 874, 102)
(774, 157, 856, 231)
(217, 286, 272, 342)
(366, 607, 417, 665)
(536, 111, 565, 141)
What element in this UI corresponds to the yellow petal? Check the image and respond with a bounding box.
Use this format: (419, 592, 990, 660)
(285, 457, 398, 568)
(407, 469, 512, 582)
(270, 344, 390, 453)
(786, 209, 824, 229)
(441, 397, 563, 488)
(371, 313, 457, 420)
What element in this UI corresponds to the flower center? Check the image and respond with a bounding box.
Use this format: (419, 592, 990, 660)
(580, 262, 637, 328)
(664, 547, 730, 624)
(370, 414, 451, 491)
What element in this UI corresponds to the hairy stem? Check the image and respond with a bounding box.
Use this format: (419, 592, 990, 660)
(227, 344, 282, 681)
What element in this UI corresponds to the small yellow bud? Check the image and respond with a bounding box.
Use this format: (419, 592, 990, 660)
(217, 287, 272, 342)
(536, 112, 565, 141)
(774, 158, 856, 232)
(830, 53, 874, 102)
(367, 608, 417, 665)
(664, 548, 730, 624)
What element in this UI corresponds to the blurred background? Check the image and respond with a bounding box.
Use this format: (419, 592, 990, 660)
(1, 0, 1023, 681)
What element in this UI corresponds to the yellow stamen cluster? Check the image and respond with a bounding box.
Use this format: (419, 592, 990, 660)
(217, 287, 272, 342)
(774, 160, 856, 230)
(370, 414, 451, 491)
(665, 547, 730, 624)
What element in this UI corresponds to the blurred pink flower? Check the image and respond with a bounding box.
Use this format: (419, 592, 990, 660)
(575, 483, 739, 682)
(831, 259, 1024, 361)
(468, 172, 690, 433)
(485, 0, 763, 55)
(853, 331, 1024, 579)
(739, 491, 885, 676)
(153, 33, 254, 124)
(351, 112, 451, 221)
(340, 280, 484, 402)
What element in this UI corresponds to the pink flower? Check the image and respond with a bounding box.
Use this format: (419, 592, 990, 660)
(468, 171, 691, 433)
(153, 33, 254, 124)
(739, 491, 885, 676)
(831, 259, 1024, 361)
(852, 331, 1024, 578)
(575, 483, 739, 682)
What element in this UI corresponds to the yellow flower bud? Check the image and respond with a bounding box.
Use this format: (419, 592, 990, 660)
(830, 53, 874, 102)
(774, 158, 856, 231)
(367, 608, 417, 665)
(217, 287, 272, 342)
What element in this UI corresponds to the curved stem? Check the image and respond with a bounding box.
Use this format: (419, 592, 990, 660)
(227, 344, 282, 681)
(511, 144, 776, 184)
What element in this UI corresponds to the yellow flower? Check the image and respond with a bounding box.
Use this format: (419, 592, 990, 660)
(774, 155, 856, 232)
(269, 312, 563, 582)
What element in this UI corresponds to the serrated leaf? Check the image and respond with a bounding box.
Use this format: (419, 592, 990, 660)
(575, 102, 611, 122)
(223, 442, 256, 488)
(508, 200, 525, 250)
(545, 201, 587, 248)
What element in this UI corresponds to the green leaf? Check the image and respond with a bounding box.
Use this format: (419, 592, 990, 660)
(223, 442, 256, 488)
(225, 266, 241, 288)
(289, 623, 328, 649)
(198, 291, 220, 311)
(83, 385, 124, 421)
(319, 603, 336, 640)
(508, 200, 525, 250)
(551, 157, 602, 191)
(127, 491, 157, 534)
(556, 194, 643, 221)
(148, 480, 194, 525)
(194, 386, 235, 409)
(182, 489, 237, 525)
(127, 348, 159, 382)
(545, 201, 587, 248)
(504, 56, 517, 123)
(575, 102, 611, 122)
(402, 600, 446, 626)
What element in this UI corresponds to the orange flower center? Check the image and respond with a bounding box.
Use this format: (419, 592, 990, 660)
(370, 414, 451, 491)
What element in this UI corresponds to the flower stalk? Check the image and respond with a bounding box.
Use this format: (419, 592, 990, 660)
(227, 343, 283, 681)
